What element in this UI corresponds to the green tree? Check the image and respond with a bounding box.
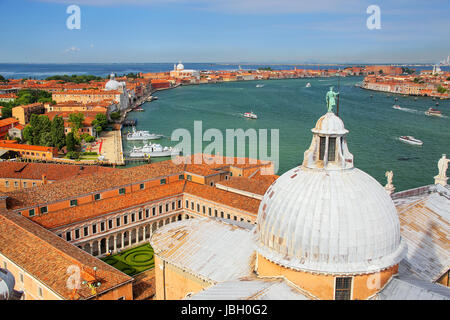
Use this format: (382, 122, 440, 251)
(50, 115, 66, 149)
(22, 125, 33, 143)
(25, 114, 52, 146)
(437, 85, 447, 94)
(0, 75, 7, 82)
(68, 113, 85, 137)
(110, 112, 120, 121)
(39, 131, 53, 146)
(66, 132, 76, 152)
(447, 76, 450, 81)
(91, 113, 108, 135)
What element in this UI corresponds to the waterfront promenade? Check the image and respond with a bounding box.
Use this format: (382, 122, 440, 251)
(99, 130, 124, 166)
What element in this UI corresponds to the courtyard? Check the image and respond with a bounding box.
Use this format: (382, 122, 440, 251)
(101, 243, 155, 276)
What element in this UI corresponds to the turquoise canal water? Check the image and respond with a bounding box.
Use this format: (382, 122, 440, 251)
(122, 77, 450, 192)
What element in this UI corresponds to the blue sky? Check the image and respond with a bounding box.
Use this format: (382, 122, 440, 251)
(0, 0, 449, 63)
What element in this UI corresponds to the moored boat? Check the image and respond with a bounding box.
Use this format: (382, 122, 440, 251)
(126, 127, 163, 141)
(129, 143, 181, 158)
(399, 136, 423, 146)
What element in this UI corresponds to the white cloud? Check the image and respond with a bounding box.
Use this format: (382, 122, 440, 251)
(64, 46, 80, 53)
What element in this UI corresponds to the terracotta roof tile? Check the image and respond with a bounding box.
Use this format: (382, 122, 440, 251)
(0, 162, 115, 181)
(184, 181, 260, 215)
(0, 211, 132, 299)
(32, 181, 185, 229)
(216, 175, 277, 196)
(5, 161, 185, 210)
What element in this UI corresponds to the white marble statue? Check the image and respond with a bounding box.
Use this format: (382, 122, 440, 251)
(437, 154, 449, 178)
(385, 171, 394, 188)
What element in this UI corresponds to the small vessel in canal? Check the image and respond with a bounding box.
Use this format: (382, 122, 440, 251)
(393, 105, 402, 110)
(399, 136, 423, 146)
(306, 82, 311, 88)
(425, 107, 442, 117)
(129, 143, 181, 158)
(256, 84, 264, 88)
(243, 111, 258, 119)
(126, 127, 163, 141)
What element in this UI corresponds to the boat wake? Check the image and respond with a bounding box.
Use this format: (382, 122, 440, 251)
(392, 105, 421, 114)
(392, 105, 449, 119)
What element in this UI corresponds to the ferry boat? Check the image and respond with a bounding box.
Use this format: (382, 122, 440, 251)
(243, 111, 258, 119)
(306, 83, 311, 88)
(126, 127, 163, 141)
(425, 107, 442, 117)
(399, 136, 423, 146)
(129, 144, 181, 158)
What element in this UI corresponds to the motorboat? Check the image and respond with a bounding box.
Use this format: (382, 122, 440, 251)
(306, 83, 311, 88)
(129, 143, 181, 158)
(425, 107, 442, 117)
(399, 136, 423, 146)
(126, 127, 163, 141)
(243, 111, 258, 119)
(393, 105, 402, 110)
(256, 84, 264, 88)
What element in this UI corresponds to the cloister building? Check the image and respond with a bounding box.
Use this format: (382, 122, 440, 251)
(0, 155, 274, 299)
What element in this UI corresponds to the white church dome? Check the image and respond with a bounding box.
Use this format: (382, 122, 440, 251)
(105, 73, 123, 91)
(255, 111, 406, 275)
(176, 62, 185, 71)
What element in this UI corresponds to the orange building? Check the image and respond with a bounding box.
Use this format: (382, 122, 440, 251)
(0, 162, 115, 192)
(12, 103, 45, 125)
(0, 118, 19, 139)
(0, 140, 58, 160)
(52, 90, 122, 105)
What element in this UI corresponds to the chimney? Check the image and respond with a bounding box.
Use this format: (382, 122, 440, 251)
(42, 174, 47, 185)
(0, 196, 7, 210)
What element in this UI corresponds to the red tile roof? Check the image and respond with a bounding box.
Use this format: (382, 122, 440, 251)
(31, 181, 185, 229)
(216, 174, 278, 196)
(0, 211, 132, 300)
(0, 162, 115, 182)
(5, 161, 185, 210)
(184, 181, 261, 215)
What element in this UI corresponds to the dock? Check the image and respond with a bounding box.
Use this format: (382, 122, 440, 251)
(98, 130, 125, 166)
(125, 157, 151, 164)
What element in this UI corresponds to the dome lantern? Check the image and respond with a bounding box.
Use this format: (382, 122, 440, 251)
(303, 111, 353, 170)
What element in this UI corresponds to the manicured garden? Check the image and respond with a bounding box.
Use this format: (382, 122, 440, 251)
(101, 243, 155, 276)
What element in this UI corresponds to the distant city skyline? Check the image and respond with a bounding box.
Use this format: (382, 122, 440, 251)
(0, 0, 449, 64)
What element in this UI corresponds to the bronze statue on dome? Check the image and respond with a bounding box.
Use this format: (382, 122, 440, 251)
(326, 86, 339, 113)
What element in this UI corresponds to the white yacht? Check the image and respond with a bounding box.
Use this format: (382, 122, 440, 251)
(129, 144, 181, 158)
(126, 127, 163, 141)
